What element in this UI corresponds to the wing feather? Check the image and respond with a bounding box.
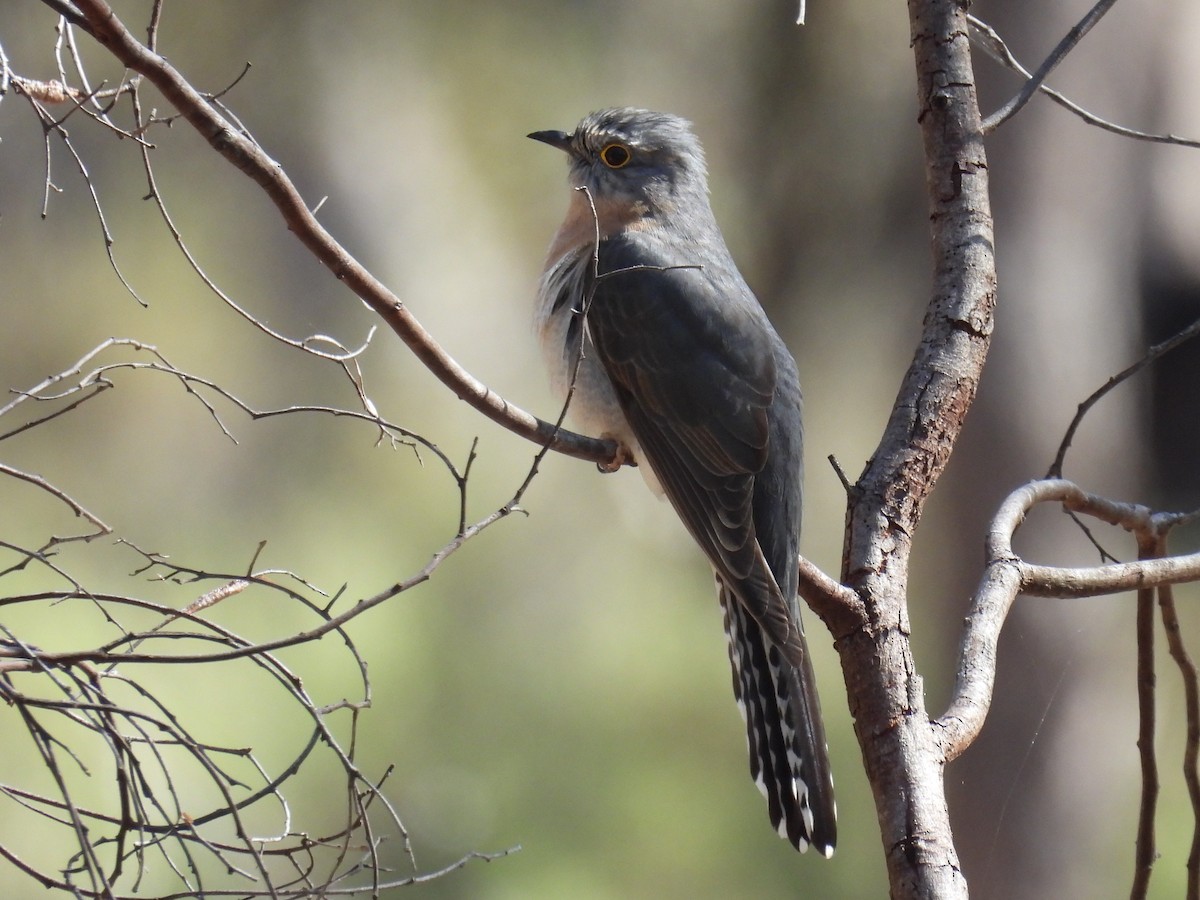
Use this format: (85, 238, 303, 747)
(584, 231, 803, 660)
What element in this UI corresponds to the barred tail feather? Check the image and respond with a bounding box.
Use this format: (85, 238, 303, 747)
(719, 581, 837, 856)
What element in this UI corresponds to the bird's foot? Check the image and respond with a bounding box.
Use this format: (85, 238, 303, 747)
(597, 439, 634, 474)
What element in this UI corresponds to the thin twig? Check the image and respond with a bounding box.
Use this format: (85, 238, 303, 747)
(1157, 563, 1200, 897)
(129, 76, 378, 367)
(18, 85, 147, 305)
(1048, 313, 1200, 478)
(969, 15, 1200, 149)
(979, 0, 1121, 134)
(0, 463, 110, 541)
(1130, 531, 1161, 900)
(66, 0, 617, 467)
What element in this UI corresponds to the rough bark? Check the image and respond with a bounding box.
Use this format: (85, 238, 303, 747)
(830, 2, 996, 896)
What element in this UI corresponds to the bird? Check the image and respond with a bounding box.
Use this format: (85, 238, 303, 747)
(529, 108, 836, 856)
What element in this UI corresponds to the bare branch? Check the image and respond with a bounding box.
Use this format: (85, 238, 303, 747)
(979, 0, 1121, 134)
(0, 323, 521, 895)
(828, 2, 997, 892)
(969, 15, 1200, 149)
(0, 558, 485, 896)
(1049, 312, 1200, 478)
(0, 463, 110, 542)
(938, 479, 1200, 762)
(797, 555, 866, 638)
(1131, 531, 1161, 899)
(1157, 573, 1200, 896)
(15, 81, 147, 304)
(126, 76, 377, 370)
(62, 0, 616, 467)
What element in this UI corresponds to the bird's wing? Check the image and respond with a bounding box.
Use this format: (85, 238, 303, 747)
(581, 230, 805, 661)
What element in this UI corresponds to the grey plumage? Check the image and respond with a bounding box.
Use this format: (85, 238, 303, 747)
(531, 108, 835, 855)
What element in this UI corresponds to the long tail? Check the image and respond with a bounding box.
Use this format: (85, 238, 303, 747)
(719, 581, 837, 856)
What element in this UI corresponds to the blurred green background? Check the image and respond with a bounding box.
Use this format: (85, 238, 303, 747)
(3, 1, 1199, 897)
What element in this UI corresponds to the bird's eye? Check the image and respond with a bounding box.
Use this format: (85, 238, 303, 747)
(600, 143, 632, 169)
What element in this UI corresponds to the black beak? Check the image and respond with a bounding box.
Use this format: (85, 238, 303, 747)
(527, 129, 574, 153)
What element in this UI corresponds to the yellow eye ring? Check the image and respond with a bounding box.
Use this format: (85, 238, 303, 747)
(600, 143, 632, 169)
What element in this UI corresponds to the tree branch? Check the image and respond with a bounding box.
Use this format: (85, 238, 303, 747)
(61, 0, 617, 468)
(829, 0, 996, 894)
(1048, 312, 1200, 478)
(1158, 577, 1200, 897)
(1130, 531, 1161, 899)
(979, 0, 1120, 134)
(968, 15, 1200, 150)
(938, 479, 1200, 763)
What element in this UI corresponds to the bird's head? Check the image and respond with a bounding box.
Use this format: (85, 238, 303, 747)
(529, 108, 709, 219)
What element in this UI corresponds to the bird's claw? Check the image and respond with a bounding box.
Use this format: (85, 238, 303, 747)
(597, 441, 633, 474)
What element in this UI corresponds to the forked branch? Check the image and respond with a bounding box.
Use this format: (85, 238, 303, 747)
(939, 479, 1200, 762)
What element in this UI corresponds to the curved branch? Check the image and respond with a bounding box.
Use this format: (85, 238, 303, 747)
(938, 479, 1200, 761)
(65, 0, 617, 467)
